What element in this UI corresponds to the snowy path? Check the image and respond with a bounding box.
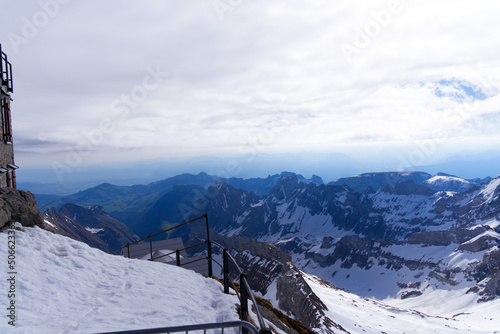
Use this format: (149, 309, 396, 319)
(0, 225, 239, 334)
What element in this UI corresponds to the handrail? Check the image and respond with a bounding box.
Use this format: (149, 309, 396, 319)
(114, 215, 271, 334)
(211, 241, 243, 273)
(94, 320, 260, 334)
(151, 241, 206, 262)
(113, 215, 208, 253)
(209, 241, 270, 334)
(113, 214, 213, 277)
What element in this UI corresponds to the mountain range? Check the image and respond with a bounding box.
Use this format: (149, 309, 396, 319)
(37, 170, 500, 332)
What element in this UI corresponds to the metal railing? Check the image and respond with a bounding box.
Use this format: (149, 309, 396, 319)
(211, 241, 270, 334)
(0, 44, 13, 93)
(116, 215, 213, 276)
(112, 215, 271, 334)
(95, 320, 259, 334)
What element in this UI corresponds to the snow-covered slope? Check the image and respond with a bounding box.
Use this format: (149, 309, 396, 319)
(424, 175, 475, 192)
(0, 225, 239, 334)
(303, 272, 500, 334)
(218, 174, 500, 301)
(3, 220, 499, 333)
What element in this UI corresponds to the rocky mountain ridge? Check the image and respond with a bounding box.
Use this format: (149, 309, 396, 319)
(130, 172, 500, 302)
(201, 231, 344, 333)
(35, 171, 500, 320)
(328, 171, 490, 194)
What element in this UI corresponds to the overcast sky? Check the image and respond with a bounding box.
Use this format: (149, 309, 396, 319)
(2, 1, 500, 184)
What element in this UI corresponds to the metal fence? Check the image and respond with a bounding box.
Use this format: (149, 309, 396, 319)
(0, 44, 13, 93)
(112, 215, 271, 334)
(117, 215, 213, 276)
(96, 320, 260, 334)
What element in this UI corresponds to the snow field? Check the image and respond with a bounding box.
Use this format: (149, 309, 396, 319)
(479, 177, 500, 203)
(302, 271, 500, 334)
(0, 226, 239, 334)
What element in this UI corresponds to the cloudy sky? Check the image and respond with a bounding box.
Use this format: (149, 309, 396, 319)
(2, 1, 500, 186)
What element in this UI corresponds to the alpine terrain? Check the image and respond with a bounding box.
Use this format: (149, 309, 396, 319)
(34, 170, 500, 333)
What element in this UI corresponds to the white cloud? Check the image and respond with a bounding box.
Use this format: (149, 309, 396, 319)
(1, 0, 499, 174)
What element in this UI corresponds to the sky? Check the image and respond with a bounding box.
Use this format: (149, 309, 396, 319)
(2, 1, 500, 190)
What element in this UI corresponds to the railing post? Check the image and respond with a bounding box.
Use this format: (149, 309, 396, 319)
(223, 249, 229, 294)
(149, 234, 153, 261)
(240, 274, 249, 334)
(0, 44, 3, 79)
(176, 249, 181, 267)
(205, 214, 213, 277)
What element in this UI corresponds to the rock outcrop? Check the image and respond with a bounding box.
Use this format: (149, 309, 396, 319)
(206, 232, 344, 333)
(276, 263, 330, 331)
(0, 187, 43, 229)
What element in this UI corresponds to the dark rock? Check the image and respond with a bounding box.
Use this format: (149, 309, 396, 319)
(0, 188, 43, 229)
(408, 230, 454, 246)
(401, 290, 423, 299)
(330, 171, 432, 193)
(382, 180, 435, 196)
(276, 263, 328, 330)
(205, 232, 344, 332)
(457, 234, 499, 252)
(484, 270, 500, 297)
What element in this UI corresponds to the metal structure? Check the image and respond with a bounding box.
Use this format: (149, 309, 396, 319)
(0, 44, 14, 93)
(0, 44, 17, 188)
(212, 241, 270, 334)
(112, 215, 271, 334)
(96, 320, 260, 334)
(118, 214, 213, 276)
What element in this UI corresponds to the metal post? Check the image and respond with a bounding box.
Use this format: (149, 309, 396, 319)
(205, 214, 213, 277)
(176, 250, 181, 267)
(149, 234, 153, 261)
(7, 60, 13, 92)
(240, 274, 249, 334)
(0, 44, 3, 80)
(223, 249, 229, 294)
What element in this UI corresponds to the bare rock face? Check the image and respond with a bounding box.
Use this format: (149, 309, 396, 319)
(484, 270, 500, 298)
(276, 262, 328, 331)
(207, 232, 345, 333)
(0, 188, 43, 229)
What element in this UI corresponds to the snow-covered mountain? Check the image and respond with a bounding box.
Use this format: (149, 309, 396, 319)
(2, 225, 499, 334)
(48, 171, 498, 304)
(32, 170, 500, 333)
(153, 173, 500, 305)
(329, 171, 489, 194)
(254, 175, 498, 297)
(328, 171, 433, 193)
(423, 173, 476, 192)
